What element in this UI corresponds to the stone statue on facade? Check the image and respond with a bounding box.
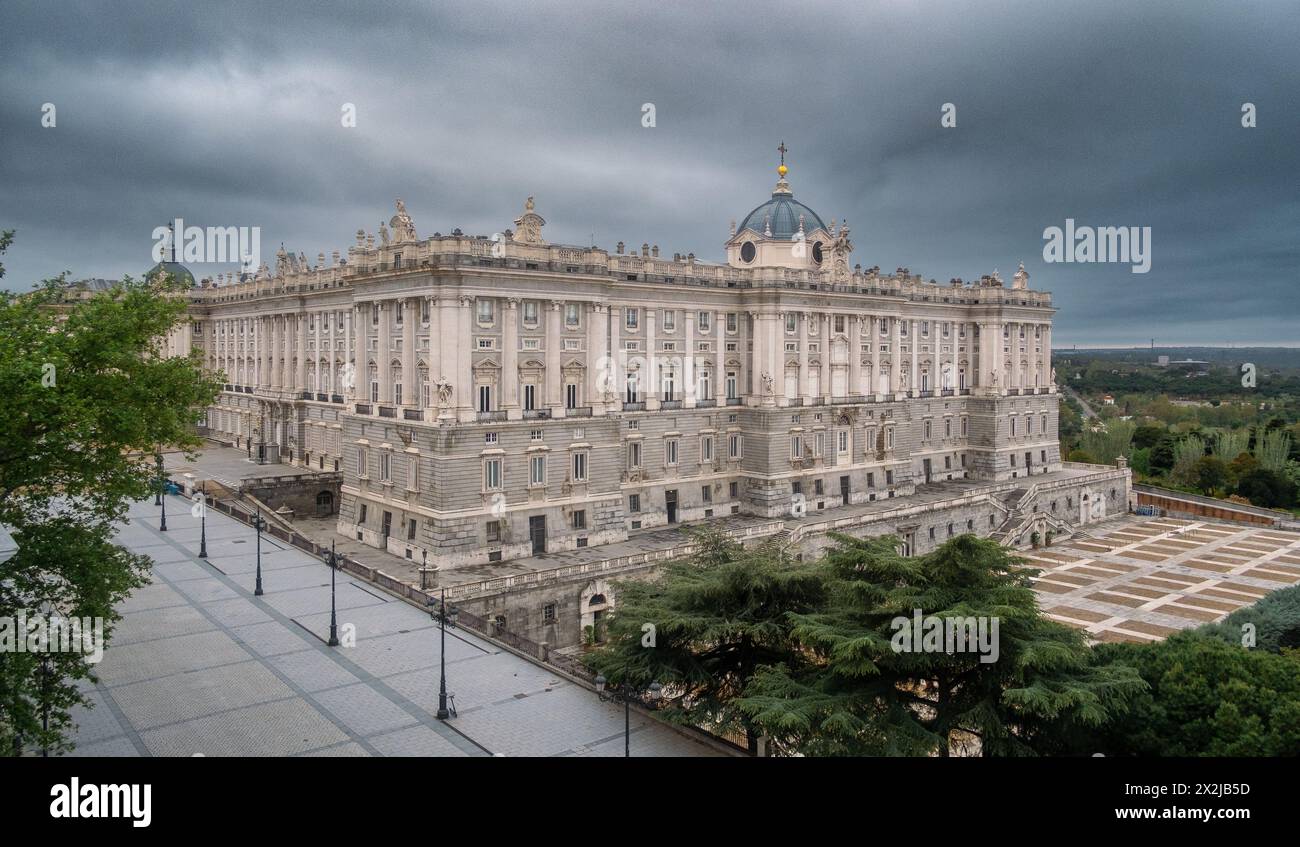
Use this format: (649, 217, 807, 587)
(435, 376, 454, 408)
(513, 196, 547, 245)
(379, 222, 390, 246)
(390, 199, 418, 242)
(761, 371, 774, 395)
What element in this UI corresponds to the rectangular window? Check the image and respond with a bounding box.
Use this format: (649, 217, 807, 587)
(665, 439, 679, 466)
(484, 458, 502, 490)
(358, 447, 369, 478)
(486, 521, 500, 543)
(628, 441, 642, 468)
(485, 432, 498, 445)
(565, 303, 580, 327)
(572, 451, 588, 482)
(728, 433, 742, 459)
(523, 384, 536, 411)
(566, 383, 578, 409)
(543, 603, 556, 622)
(523, 301, 539, 324)
(835, 315, 845, 333)
(700, 435, 714, 462)
(726, 312, 738, 333)
(698, 312, 711, 332)
(625, 308, 639, 330)
(662, 310, 675, 331)
(477, 299, 495, 324)
(729, 482, 738, 498)
(791, 435, 803, 460)
(572, 510, 586, 530)
(359, 504, 368, 525)
(702, 485, 712, 503)
(530, 455, 546, 485)
(407, 519, 417, 541)
(479, 384, 492, 412)
(786, 314, 797, 333)
(380, 452, 391, 482)
(628, 494, 641, 513)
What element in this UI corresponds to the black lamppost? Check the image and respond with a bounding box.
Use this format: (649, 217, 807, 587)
(159, 469, 168, 533)
(154, 452, 163, 506)
(420, 550, 429, 591)
(325, 540, 339, 647)
(594, 675, 663, 757)
(427, 588, 459, 720)
(253, 508, 266, 596)
(197, 486, 208, 558)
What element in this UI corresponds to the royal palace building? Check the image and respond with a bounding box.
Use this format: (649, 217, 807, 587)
(183, 156, 1127, 572)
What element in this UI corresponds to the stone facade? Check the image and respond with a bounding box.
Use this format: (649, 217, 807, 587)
(182, 162, 1069, 572)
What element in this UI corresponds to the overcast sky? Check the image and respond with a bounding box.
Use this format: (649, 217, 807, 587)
(1, 0, 1296, 346)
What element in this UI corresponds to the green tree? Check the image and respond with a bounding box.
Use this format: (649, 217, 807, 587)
(1253, 428, 1292, 472)
(1078, 634, 1300, 756)
(0, 256, 221, 755)
(1132, 424, 1166, 450)
(735, 534, 1143, 756)
(1194, 455, 1228, 495)
(583, 529, 826, 752)
(1170, 435, 1206, 487)
(1235, 468, 1297, 510)
(1080, 419, 1135, 465)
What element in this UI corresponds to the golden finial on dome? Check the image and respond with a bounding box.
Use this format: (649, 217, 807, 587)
(777, 140, 788, 176)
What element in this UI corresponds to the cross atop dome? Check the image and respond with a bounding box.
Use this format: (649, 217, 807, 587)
(773, 140, 792, 195)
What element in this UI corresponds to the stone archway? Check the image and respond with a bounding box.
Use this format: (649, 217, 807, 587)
(580, 579, 614, 643)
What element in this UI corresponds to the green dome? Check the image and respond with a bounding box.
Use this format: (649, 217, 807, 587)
(738, 190, 826, 240)
(145, 260, 196, 287)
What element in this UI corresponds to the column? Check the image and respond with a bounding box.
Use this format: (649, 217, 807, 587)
(683, 309, 696, 408)
(297, 313, 308, 392)
(424, 296, 438, 404)
(504, 298, 520, 418)
(820, 313, 832, 401)
(644, 307, 659, 411)
(715, 311, 725, 406)
(1009, 321, 1020, 390)
(268, 316, 279, 390)
(402, 299, 417, 406)
(797, 312, 810, 402)
(545, 300, 562, 414)
(582, 302, 600, 414)
(456, 296, 473, 421)
(909, 319, 919, 397)
(849, 314, 862, 397)
(352, 304, 366, 402)
(437, 298, 457, 418)
(889, 316, 901, 398)
(766, 313, 782, 407)
(867, 313, 878, 396)
(1044, 323, 1053, 389)
(313, 311, 323, 394)
(745, 310, 758, 404)
(602, 305, 614, 411)
(376, 301, 391, 403)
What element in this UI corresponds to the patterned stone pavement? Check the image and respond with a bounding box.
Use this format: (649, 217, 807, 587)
(63, 494, 724, 757)
(1025, 516, 1300, 644)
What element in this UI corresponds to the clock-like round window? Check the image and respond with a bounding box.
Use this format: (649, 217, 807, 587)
(812, 241, 824, 264)
(740, 242, 756, 263)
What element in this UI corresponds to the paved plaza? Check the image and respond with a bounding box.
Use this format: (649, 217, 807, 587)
(1027, 516, 1300, 643)
(64, 494, 724, 757)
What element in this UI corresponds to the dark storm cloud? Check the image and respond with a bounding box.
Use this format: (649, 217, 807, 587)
(2, 0, 1297, 345)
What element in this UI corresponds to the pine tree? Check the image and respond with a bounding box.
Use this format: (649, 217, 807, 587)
(735, 533, 1144, 756)
(583, 528, 826, 752)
